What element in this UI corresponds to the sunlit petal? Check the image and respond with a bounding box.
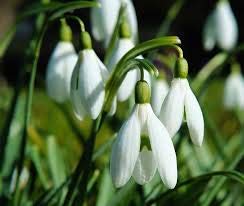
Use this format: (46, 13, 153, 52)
(147, 106, 177, 189)
(110, 106, 140, 187)
(185, 82, 204, 146)
(160, 78, 187, 138)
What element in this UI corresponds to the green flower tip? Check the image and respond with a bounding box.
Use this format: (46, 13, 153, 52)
(231, 62, 241, 74)
(42, 0, 50, 4)
(119, 21, 131, 38)
(81, 31, 92, 50)
(60, 19, 72, 42)
(175, 57, 188, 78)
(135, 80, 151, 104)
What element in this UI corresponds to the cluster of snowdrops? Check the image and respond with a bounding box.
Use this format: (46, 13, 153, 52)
(45, 0, 243, 191)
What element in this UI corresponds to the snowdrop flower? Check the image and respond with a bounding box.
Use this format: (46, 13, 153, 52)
(160, 58, 204, 146)
(46, 20, 78, 103)
(151, 76, 169, 116)
(110, 80, 177, 188)
(108, 21, 150, 102)
(224, 63, 244, 109)
(203, 0, 238, 51)
(91, 0, 138, 46)
(70, 31, 109, 120)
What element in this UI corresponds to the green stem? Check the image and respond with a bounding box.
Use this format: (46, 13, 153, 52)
(63, 113, 106, 206)
(64, 15, 85, 32)
(156, 0, 186, 37)
(192, 43, 244, 96)
(15, 21, 48, 198)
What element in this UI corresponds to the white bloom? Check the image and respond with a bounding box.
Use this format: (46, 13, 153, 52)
(46, 42, 78, 103)
(160, 78, 204, 146)
(151, 79, 169, 116)
(70, 49, 109, 120)
(10, 167, 29, 193)
(110, 104, 177, 189)
(108, 38, 151, 102)
(91, 0, 138, 46)
(203, 0, 238, 51)
(224, 72, 244, 109)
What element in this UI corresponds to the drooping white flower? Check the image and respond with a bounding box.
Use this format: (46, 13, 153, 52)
(46, 41, 78, 103)
(151, 78, 169, 116)
(224, 66, 244, 109)
(160, 58, 204, 146)
(91, 0, 138, 46)
(108, 38, 151, 102)
(71, 48, 109, 120)
(110, 80, 177, 188)
(203, 0, 238, 51)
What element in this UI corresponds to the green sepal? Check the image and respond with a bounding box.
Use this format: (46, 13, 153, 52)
(60, 19, 72, 42)
(175, 57, 188, 78)
(81, 31, 92, 50)
(135, 80, 151, 104)
(119, 21, 131, 38)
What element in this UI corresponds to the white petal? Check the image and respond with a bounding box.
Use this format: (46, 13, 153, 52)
(215, 1, 238, 50)
(132, 148, 157, 185)
(184, 82, 204, 146)
(91, 6, 105, 41)
(159, 78, 187, 138)
(46, 42, 77, 103)
(122, 0, 138, 42)
(203, 13, 216, 51)
(151, 79, 169, 116)
(108, 38, 134, 72)
(108, 38, 137, 101)
(108, 97, 117, 116)
(93, 51, 110, 81)
(118, 69, 137, 101)
(136, 104, 150, 135)
(110, 106, 140, 187)
(147, 106, 177, 189)
(224, 73, 244, 109)
(77, 49, 105, 119)
(70, 61, 87, 120)
(91, 0, 120, 44)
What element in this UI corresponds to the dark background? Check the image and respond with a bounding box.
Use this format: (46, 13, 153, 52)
(1, 0, 244, 86)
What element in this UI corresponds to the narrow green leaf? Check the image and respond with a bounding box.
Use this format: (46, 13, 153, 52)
(0, 26, 16, 57)
(96, 168, 115, 206)
(146, 170, 244, 205)
(49, 1, 100, 21)
(29, 146, 50, 189)
(46, 136, 66, 187)
(156, 0, 186, 37)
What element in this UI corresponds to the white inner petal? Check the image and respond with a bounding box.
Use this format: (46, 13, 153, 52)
(132, 148, 157, 185)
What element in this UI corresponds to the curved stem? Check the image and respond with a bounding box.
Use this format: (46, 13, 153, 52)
(64, 15, 85, 32)
(139, 67, 144, 80)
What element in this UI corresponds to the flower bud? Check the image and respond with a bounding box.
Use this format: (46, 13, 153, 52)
(175, 57, 188, 78)
(119, 21, 131, 38)
(135, 80, 151, 104)
(80, 31, 92, 50)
